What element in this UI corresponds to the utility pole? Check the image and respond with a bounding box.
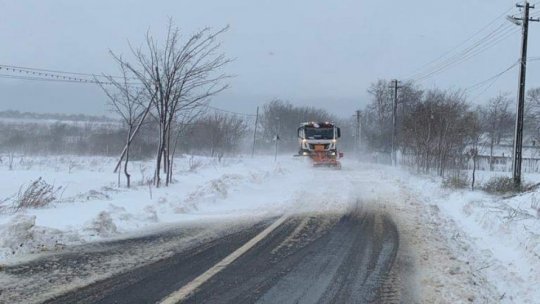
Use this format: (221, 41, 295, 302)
(390, 79, 402, 166)
(274, 117, 280, 161)
(355, 110, 361, 156)
(508, 1, 539, 187)
(358, 112, 362, 150)
(251, 106, 259, 158)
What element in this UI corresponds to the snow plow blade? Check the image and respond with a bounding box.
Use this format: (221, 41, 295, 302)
(310, 152, 342, 169)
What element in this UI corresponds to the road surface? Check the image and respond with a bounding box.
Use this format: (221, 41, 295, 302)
(6, 210, 401, 304)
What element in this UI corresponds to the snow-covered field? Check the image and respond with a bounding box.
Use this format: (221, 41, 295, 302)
(0, 155, 299, 262)
(0, 154, 538, 303)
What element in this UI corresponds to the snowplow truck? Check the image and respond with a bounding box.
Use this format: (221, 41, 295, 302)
(297, 122, 343, 168)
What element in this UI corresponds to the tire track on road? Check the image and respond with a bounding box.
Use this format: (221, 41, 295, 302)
(181, 210, 400, 304)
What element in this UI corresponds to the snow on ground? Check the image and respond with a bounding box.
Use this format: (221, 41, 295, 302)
(0, 154, 538, 302)
(397, 170, 540, 304)
(0, 154, 356, 261)
(0, 155, 293, 261)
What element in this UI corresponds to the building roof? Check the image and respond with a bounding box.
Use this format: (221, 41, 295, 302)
(472, 143, 540, 159)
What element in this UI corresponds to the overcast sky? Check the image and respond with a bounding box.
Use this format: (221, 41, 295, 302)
(0, 0, 537, 118)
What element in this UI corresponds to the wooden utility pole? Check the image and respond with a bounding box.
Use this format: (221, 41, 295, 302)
(509, 1, 539, 187)
(251, 106, 259, 157)
(274, 117, 280, 161)
(355, 110, 361, 156)
(390, 80, 401, 166)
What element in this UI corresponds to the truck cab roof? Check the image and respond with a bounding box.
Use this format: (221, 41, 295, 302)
(300, 122, 336, 128)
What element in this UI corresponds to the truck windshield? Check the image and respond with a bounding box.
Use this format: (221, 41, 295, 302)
(305, 128, 334, 139)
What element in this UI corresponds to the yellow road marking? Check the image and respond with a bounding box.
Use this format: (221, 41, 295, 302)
(159, 215, 288, 304)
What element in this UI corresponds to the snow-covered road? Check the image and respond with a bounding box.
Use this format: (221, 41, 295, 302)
(34, 211, 399, 304)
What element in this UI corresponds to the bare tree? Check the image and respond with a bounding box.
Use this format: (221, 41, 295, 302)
(97, 62, 149, 188)
(113, 20, 231, 187)
(363, 80, 423, 156)
(365, 80, 393, 152)
(168, 105, 207, 181)
(527, 87, 540, 142)
(400, 89, 476, 176)
(479, 93, 514, 171)
(182, 112, 248, 157)
(527, 87, 540, 109)
(467, 111, 482, 190)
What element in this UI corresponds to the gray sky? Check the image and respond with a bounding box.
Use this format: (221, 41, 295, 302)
(0, 0, 538, 118)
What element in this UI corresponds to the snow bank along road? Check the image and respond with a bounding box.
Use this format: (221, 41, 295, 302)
(9, 208, 400, 304)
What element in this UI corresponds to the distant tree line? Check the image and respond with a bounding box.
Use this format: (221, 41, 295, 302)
(0, 121, 155, 157)
(361, 78, 540, 176)
(0, 110, 115, 122)
(0, 100, 346, 158)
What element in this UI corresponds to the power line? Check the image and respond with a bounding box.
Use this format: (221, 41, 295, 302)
(408, 24, 511, 80)
(410, 25, 519, 82)
(465, 29, 540, 100)
(0, 62, 252, 117)
(469, 76, 503, 102)
(0, 65, 141, 85)
(466, 62, 518, 102)
(411, 30, 518, 82)
(0, 67, 106, 84)
(0, 73, 93, 83)
(205, 105, 257, 117)
(417, 7, 540, 83)
(418, 27, 518, 80)
(0, 64, 137, 80)
(405, 6, 514, 79)
(404, 6, 515, 80)
(465, 60, 519, 92)
(0, 73, 109, 84)
(0, 61, 257, 124)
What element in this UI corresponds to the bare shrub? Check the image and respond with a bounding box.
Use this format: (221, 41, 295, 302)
(68, 161, 77, 174)
(0, 198, 8, 214)
(183, 112, 249, 157)
(217, 152, 224, 163)
(138, 163, 148, 186)
(8, 153, 14, 170)
(482, 176, 520, 194)
(13, 178, 61, 211)
(89, 158, 100, 169)
(23, 158, 35, 170)
(442, 173, 469, 189)
(85, 211, 117, 237)
(531, 196, 540, 218)
(189, 156, 203, 172)
(147, 179, 153, 199)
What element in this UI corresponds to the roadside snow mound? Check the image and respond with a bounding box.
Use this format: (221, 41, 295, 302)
(0, 214, 79, 260)
(84, 211, 118, 237)
(460, 192, 540, 300)
(400, 171, 540, 303)
(180, 174, 244, 211)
